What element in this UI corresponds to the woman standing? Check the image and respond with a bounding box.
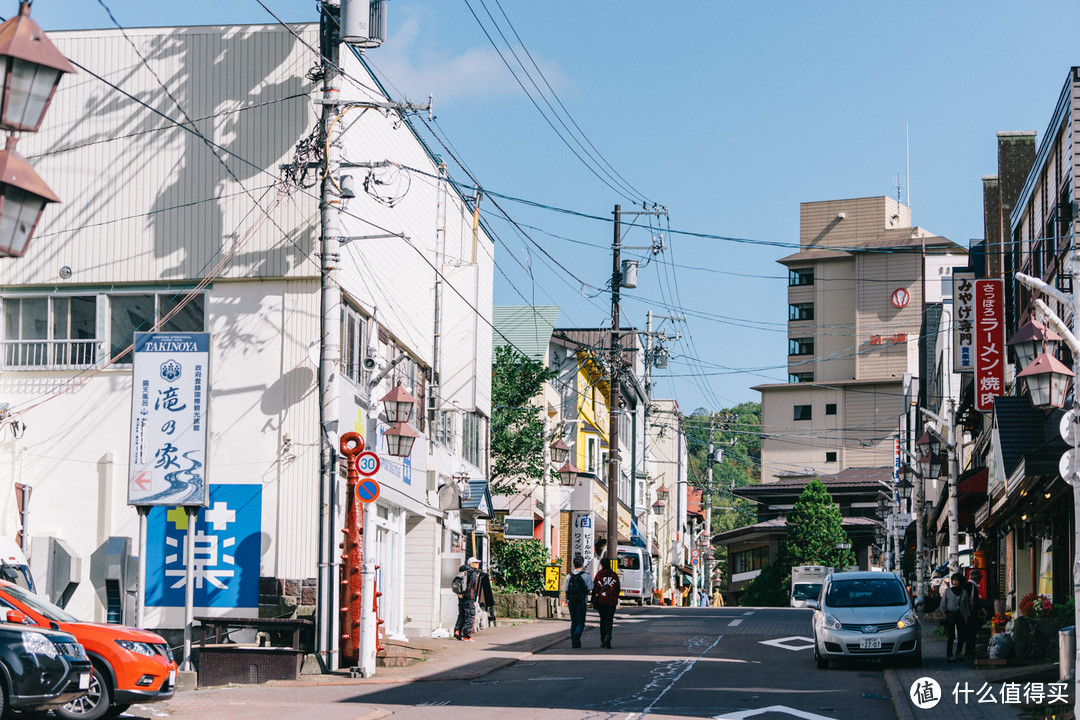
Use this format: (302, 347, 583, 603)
(592, 558, 622, 649)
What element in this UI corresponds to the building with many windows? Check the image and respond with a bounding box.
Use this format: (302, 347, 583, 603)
(755, 197, 967, 483)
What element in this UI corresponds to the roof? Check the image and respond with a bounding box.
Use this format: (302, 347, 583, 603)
(993, 396, 1058, 478)
(712, 515, 880, 545)
(492, 306, 560, 362)
(734, 467, 893, 500)
(460, 480, 493, 519)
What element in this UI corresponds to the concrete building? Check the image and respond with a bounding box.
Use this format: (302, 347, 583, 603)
(755, 197, 967, 483)
(0, 22, 492, 662)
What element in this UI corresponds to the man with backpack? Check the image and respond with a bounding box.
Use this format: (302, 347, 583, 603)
(453, 556, 482, 641)
(562, 555, 593, 648)
(592, 557, 621, 649)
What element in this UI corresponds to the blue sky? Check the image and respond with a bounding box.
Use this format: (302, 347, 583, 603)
(33, 1, 1080, 413)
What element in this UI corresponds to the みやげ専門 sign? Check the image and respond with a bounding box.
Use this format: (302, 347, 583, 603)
(129, 332, 210, 507)
(953, 272, 976, 372)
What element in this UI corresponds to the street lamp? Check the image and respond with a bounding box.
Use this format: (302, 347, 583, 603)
(917, 451, 942, 480)
(0, 2, 74, 132)
(379, 384, 416, 423)
(896, 474, 914, 501)
(549, 438, 570, 466)
(1017, 352, 1074, 409)
(1007, 319, 1061, 372)
(557, 460, 580, 486)
(0, 2, 72, 259)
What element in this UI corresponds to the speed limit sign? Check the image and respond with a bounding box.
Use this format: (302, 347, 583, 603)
(355, 451, 380, 476)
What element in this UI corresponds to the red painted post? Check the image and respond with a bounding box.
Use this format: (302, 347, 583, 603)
(339, 432, 365, 665)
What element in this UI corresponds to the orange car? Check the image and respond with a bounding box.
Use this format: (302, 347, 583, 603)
(0, 580, 177, 719)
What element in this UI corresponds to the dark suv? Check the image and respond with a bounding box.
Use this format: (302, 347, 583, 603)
(0, 608, 92, 715)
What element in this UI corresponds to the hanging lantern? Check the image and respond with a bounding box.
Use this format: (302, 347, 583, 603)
(1017, 352, 1074, 409)
(382, 421, 419, 457)
(0, 2, 75, 132)
(1007, 319, 1061, 372)
(557, 460, 580, 486)
(379, 384, 416, 424)
(548, 438, 570, 466)
(917, 451, 942, 480)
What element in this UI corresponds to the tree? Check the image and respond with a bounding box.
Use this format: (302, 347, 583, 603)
(489, 344, 556, 495)
(782, 479, 856, 571)
(739, 560, 788, 607)
(490, 537, 550, 593)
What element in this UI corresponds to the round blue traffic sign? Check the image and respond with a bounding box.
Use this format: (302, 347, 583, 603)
(355, 478, 380, 504)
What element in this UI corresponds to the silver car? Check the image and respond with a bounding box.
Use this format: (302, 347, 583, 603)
(809, 571, 921, 668)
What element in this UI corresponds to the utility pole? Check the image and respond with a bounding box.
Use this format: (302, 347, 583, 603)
(704, 415, 716, 597)
(607, 204, 622, 570)
(606, 204, 667, 569)
(317, 0, 344, 673)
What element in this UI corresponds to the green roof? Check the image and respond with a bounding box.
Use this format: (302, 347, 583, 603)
(492, 306, 560, 362)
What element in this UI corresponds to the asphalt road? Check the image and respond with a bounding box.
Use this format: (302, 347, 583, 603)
(133, 606, 904, 720)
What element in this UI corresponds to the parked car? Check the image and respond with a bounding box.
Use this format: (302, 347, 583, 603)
(616, 546, 655, 605)
(809, 571, 921, 669)
(0, 608, 92, 715)
(0, 581, 177, 719)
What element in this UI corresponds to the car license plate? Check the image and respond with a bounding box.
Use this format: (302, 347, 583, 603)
(860, 637, 882, 650)
(79, 672, 90, 690)
(169, 670, 177, 687)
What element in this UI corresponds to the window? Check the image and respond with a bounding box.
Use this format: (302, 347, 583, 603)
(341, 302, 369, 386)
(825, 403, 837, 415)
(789, 337, 814, 356)
(794, 405, 812, 421)
(826, 451, 837, 462)
(3, 295, 99, 368)
(789, 372, 814, 383)
(462, 412, 486, 468)
(587, 437, 598, 474)
(731, 546, 769, 574)
(788, 268, 814, 286)
(434, 411, 456, 448)
(788, 303, 814, 321)
(110, 293, 204, 364)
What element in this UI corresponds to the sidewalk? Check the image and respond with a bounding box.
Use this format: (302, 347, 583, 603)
(884, 619, 1064, 720)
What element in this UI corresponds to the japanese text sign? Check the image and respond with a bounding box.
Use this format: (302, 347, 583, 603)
(975, 279, 1005, 411)
(571, 512, 595, 570)
(129, 332, 210, 506)
(953, 272, 976, 372)
(145, 484, 261, 608)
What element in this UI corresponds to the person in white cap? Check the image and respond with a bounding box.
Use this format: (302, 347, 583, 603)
(453, 557, 482, 641)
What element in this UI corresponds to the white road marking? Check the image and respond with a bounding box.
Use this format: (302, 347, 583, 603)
(622, 635, 723, 720)
(759, 636, 814, 651)
(714, 705, 834, 720)
(728, 619, 742, 626)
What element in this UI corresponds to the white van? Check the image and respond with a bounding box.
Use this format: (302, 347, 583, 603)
(616, 545, 655, 605)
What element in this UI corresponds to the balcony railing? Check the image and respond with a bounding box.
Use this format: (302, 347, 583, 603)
(1, 339, 99, 370)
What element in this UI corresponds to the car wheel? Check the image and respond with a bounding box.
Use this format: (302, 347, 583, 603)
(56, 662, 111, 720)
(814, 641, 829, 669)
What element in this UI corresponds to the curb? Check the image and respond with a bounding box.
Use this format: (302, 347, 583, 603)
(884, 667, 914, 720)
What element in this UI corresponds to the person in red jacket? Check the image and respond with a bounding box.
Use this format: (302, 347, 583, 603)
(592, 558, 621, 649)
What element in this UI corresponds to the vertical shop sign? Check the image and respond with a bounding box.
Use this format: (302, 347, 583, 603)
(571, 512, 594, 570)
(129, 332, 210, 506)
(953, 272, 976, 372)
(974, 279, 1005, 411)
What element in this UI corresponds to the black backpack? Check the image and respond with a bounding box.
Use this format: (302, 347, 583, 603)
(566, 572, 588, 603)
(452, 570, 468, 595)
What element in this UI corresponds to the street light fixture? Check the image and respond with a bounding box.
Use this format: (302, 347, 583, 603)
(0, 2, 74, 132)
(556, 460, 580, 487)
(1007, 319, 1062, 372)
(1017, 352, 1074, 409)
(379, 384, 416, 423)
(548, 438, 570, 466)
(896, 474, 914, 501)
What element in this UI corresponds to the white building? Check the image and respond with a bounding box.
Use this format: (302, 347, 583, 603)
(0, 21, 492, 661)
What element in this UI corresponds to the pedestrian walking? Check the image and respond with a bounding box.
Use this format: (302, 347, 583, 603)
(711, 589, 725, 607)
(940, 571, 970, 661)
(698, 588, 709, 607)
(562, 555, 593, 648)
(453, 556, 482, 641)
(592, 558, 621, 649)
(963, 570, 984, 661)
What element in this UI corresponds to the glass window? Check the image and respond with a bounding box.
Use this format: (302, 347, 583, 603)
(825, 579, 907, 607)
(617, 552, 641, 570)
(794, 405, 812, 421)
(789, 372, 814, 384)
(826, 451, 837, 462)
(789, 338, 814, 356)
(110, 293, 204, 365)
(825, 403, 837, 415)
(3, 296, 97, 367)
(788, 268, 814, 286)
(789, 303, 814, 321)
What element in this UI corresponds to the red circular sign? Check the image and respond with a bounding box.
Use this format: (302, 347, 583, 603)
(355, 478, 381, 504)
(891, 288, 910, 309)
(355, 451, 380, 477)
